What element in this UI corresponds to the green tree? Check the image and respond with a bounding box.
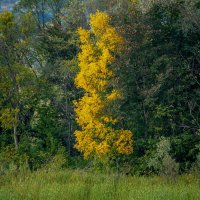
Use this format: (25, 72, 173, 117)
(0, 11, 37, 149)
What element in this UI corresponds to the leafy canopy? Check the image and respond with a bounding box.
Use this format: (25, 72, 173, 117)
(74, 11, 133, 160)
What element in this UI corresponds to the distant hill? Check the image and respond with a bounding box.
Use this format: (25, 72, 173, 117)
(0, 0, 19, 12)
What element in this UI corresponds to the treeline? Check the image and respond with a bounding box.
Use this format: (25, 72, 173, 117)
(0, 0, 200, 175)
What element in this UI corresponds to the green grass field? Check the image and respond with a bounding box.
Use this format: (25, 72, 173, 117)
(0, 169, 200, 200)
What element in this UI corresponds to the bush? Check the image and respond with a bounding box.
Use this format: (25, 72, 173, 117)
(0, 145, 28, 176)
(191, 153, 200, 181)
(148, 137, 179, 179)
(42, 148, 68, 171)
(161, 154, 179, 178)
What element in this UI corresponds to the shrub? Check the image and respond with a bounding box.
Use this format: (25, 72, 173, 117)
(191, 153, 200, 181)
(148, 137, 179, 179)
(0, 145, 28, 175)
(42, 148, 68, 171)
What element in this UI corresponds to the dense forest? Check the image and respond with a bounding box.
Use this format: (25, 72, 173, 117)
(0, 0, 200, 177)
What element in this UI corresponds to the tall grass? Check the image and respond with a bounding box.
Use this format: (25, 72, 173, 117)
(0, 168, 199, 200)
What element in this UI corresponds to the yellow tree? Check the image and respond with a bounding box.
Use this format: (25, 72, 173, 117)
(74, 11, 133, 160)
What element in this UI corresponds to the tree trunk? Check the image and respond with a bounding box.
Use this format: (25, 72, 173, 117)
(13, 125, 18, 149)
(13, 110, 19, 149)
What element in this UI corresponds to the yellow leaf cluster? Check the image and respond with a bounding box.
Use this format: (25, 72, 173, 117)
(74, 11, 133, 160)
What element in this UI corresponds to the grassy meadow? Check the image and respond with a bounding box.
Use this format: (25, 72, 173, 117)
(0, 169, 199, 200)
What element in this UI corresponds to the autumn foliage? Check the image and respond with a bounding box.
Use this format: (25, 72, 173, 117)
(74, 11, 133, 160)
